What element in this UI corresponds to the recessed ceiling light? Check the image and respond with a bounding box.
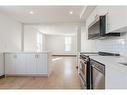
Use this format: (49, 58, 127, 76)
(69, 11, 73, 15)
(29, 11, 34, 15)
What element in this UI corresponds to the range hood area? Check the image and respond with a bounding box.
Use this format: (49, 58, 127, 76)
(88, 32, 120, 40)
(88, 15, 120, 39)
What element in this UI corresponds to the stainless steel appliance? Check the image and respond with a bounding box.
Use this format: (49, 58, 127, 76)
(78, 54, 91, 89)
(88, 15, 120, 39)
(90, 59, 105, 89)
(79, 52, 119, 89)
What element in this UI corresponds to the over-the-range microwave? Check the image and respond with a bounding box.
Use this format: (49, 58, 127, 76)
(88, 15, 120, 39)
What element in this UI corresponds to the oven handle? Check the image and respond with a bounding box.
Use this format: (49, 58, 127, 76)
(80, 59, 89, 65)
(92, 65, 104, 74)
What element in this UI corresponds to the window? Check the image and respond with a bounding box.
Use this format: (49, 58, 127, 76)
(64, 36, 72, 51)
(37, 32, 42, 52)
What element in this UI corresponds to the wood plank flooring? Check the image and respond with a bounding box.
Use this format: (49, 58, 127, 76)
(0, 57, 81, 89)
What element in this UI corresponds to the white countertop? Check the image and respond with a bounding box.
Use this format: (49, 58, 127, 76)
(4, 51, 52, 54)
(89, 55, 127, 73)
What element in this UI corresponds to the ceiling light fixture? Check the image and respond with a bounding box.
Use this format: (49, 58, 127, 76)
(29, 11, 34, 15)
(69, 11, 73, 15)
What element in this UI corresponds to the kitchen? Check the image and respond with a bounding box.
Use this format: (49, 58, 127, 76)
(0, 6, 127, 90)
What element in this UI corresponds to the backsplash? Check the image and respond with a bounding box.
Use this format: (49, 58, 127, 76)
(96, 32, 127, 57)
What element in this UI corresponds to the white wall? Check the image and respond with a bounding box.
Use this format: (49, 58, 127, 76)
(0, 13, 22, 52)
(81, 23, 127, 57)
(0, 13, 22, 76)
(45, 35, 77, 55)
(24, 25, 46, 52)
(77, 26, 81, 52)
(33, 23, 79, 35)
(95, 33, 127, 57)
(81, 26, 97, 52)
(82, 32, 127, 57)
(29, 23, 79, 55)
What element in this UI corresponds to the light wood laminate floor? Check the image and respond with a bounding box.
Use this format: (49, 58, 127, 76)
(0, 57, 81, 89)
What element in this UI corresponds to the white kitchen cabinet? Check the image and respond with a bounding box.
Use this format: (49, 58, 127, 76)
(107, 6, 127, 33)
(25, 54, 36, 74)
(5, 53, 28, 75)
(36, 54, 48, 74)
(5, 54, 16, 74)
(86, 6, 127, 34)
(5, 52, 51, 76)
(106, 65, 127, 89)
(15, 54, 26, 74)
(0, 53, 4, 76)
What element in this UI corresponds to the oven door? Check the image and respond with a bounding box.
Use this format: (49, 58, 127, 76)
(79, 59, 87, 87)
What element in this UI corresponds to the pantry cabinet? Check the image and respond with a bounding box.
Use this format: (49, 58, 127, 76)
(5, 52, 51, 76)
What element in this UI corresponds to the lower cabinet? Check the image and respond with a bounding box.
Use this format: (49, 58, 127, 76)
(15, 54, 26, 74)
(106, 65, 127, 89)
(36, 54, 48, 74)
(5, 53, 50, 76)
(25, 54, 37, 75)
(5, 53, 16, 74)
(0, 53, 4, 76)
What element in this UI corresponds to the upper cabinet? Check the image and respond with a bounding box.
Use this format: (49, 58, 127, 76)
(107, 6, 127, 33)
(86, 6, 127, 34)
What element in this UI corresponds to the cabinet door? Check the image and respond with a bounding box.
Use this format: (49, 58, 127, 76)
(25, 54, 36, 74)
(5, 54, 16, 74)
(0, 53, 4, 76)
(107, 6, 127, 33)
(15, 54, 26, 74)
(106, 65, 127, 89)
(36, 54, 48, 74)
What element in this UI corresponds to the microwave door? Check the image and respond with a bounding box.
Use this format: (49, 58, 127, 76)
(88, 20, 100, 39)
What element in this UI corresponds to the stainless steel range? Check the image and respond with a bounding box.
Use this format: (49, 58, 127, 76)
(78, 54, 91, 89)
(78, 52, 119, 89)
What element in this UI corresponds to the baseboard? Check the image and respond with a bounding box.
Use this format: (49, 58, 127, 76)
(0, 75, 5, 79)
(5, 74, 49, 77)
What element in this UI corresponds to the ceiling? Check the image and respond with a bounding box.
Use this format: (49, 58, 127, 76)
(0, 6, 85, 23)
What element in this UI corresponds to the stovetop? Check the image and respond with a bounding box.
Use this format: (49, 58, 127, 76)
(80, 52, 120, 56)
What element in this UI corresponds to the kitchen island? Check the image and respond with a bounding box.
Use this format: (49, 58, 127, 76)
(4, 52, 52, 77)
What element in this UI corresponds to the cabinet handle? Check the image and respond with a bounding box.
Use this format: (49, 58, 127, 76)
(13, 55, 17, 58)
(35, 54, 39, 58)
